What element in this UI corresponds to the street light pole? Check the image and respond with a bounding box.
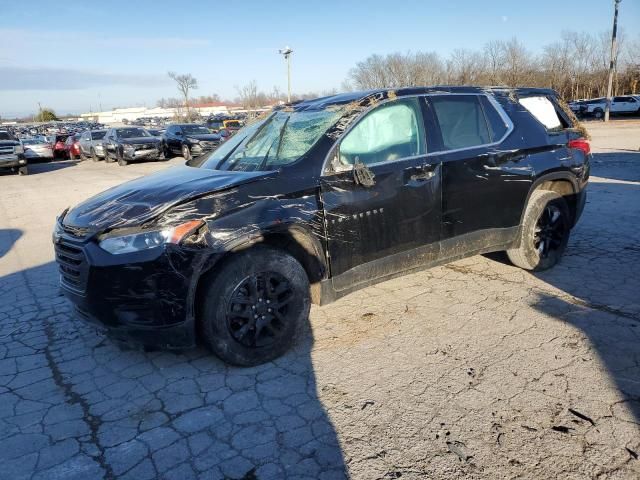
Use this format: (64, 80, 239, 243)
(279, 46, 293, 103)
(604, 0, 621, 122)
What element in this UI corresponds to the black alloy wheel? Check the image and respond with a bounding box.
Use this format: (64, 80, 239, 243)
(226, 272, 294, 348)
(534, 203, 566, 259)
(506, 190, 571, 271)
(200, 245, 310, 366)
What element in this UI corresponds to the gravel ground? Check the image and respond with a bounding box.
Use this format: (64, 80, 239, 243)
(1, 122, 639, 479)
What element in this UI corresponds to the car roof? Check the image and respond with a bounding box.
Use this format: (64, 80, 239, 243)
(289, 86, 559, 111)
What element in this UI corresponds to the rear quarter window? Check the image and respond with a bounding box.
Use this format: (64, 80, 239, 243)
(519, 96, 562, 131)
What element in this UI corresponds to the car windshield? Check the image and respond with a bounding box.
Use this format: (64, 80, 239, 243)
(182, 125, 211, 135)
(198, 108, 343, 172)
(116, 128, 150, 139)
(91, 131, 106, 140)
(22, 139, 43, 145)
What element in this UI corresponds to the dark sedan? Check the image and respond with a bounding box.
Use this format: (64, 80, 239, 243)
(162, 124, 221, 160)
(102, 127, 164, 166)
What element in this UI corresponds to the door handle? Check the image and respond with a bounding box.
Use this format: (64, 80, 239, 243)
(409, 163, 436, 181)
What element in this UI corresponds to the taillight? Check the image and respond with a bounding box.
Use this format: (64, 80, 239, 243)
(568, 138, 590, 156)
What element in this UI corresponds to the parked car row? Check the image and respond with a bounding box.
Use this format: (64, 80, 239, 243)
(1, 116, 246, 174)
(83, 123, 226, 167)
(569, 95, 640, 119)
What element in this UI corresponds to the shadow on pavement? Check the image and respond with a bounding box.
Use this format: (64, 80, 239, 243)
(0, 260, 347, 479)
(526, 176, 639, 424)
(27, 160, 79, 175)
(0, 229, 22, 259)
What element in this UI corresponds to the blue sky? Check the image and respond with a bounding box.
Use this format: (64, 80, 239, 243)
(0, 0, 638, 117)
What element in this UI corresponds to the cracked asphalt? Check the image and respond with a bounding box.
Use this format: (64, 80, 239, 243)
(1, 120, 639, 479)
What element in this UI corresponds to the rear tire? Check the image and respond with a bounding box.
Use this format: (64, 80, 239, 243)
(507, 190, 571, 271)
(200, 246, 310, 366)
(593, 108, 604, 119)
(80, 150, 87, 161)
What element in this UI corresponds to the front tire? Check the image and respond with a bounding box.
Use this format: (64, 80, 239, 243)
(593, 108, 604, 119)
(18, 166, 29, 176)
(507, 190, 571, 271)
(91, 148, 99, 162)
(200, 246, 310, 366)
(182, 144, 191, 161)
(116, 149, 128, 166)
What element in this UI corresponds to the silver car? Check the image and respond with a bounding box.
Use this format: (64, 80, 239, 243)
(22, 138, 54, 160)
(78, 130, 107, 161)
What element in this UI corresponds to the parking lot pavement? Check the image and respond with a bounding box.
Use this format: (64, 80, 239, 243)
(1, 126, 639, 480)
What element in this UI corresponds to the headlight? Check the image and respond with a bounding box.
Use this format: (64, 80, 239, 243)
(122, 143, 134, 150)
(52, 220, 63, 243)
(187, 137, 200, 144)
(15, 145, 24, 154)
(99, 220, 203, 255)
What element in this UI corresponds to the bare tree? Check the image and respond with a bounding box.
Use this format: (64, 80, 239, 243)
(235, 80, 260, 117)
(348, 52, 445, 89)
(446, 49, 487, 85)
(168, 71, 198, 120)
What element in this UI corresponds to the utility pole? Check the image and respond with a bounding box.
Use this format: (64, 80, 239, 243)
(604, 0, 621, 122)
(279, 46, 293, 103)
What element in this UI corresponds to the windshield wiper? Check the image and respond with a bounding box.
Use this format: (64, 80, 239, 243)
(257, 116, 290, 171)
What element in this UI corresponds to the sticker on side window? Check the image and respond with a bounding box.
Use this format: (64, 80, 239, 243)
(519, 96, 562, 130)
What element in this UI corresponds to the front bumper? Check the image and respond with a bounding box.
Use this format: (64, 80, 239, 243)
(54, 232, 214, 349)
(0, 154, 27, 169)
(190, 141, 219, 157)
(123, 145, 163, 161)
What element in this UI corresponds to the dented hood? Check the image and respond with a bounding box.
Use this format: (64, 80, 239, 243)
(63, 165, 271, 232)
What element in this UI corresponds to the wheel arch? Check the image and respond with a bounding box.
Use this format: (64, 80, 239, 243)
(194, 224, 328, 313)
(521, 172, 579, 226)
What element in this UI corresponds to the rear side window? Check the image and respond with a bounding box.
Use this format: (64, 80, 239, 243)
(479, 96, 509, 142)
(519, 96, 562, 131)
(430, 95, 490, 150)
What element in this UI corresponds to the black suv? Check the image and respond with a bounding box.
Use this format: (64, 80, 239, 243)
(0, 130, 28, 175)
(162, 124, 221, 160)
(102, 127, 164, 166)
(54, 87, 589, 365)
